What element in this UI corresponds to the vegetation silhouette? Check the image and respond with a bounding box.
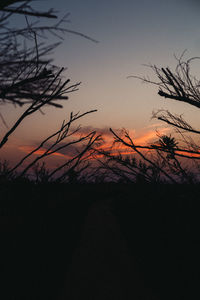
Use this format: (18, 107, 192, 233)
(1, 1, 200, 300)
(0, 0, 100, 183)
(0, 1, 100, 299)
(94, 53, 200, 184)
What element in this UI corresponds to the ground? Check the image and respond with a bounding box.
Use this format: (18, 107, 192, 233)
(60, 198, 159, 300)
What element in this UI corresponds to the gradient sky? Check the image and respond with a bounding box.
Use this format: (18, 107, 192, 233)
(1, 0, 200, 166)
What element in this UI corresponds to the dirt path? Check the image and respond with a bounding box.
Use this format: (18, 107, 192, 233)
(60, 199, 158, 300)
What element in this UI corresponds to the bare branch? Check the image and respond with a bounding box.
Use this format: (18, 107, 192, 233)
(1, 8, 57, 19)
(109, 128, 177, 183)
(9, 110, 97, 175)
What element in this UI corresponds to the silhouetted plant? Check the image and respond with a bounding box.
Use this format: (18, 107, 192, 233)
(32, 162, 50, 184)
(0, 1, 99, 182)
(98, 53, 200, 183)
(6, 110, 101, 181)
(0, 159, 16, 182)
(94, 142, 164, 183)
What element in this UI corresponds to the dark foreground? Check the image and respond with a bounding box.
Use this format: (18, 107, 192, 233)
(1, 182, 200, 299)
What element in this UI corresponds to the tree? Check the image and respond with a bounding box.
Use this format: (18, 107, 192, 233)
(97, 53, 200, 183)
(0, 0, 101, 182)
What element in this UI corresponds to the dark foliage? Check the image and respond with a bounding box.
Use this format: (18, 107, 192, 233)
(0, 0, 100, 181)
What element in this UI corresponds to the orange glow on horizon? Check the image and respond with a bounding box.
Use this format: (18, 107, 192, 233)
(95, 127, 170, 153)
(176, 151, 200, 158)
(1, 126, 171, 168)
(18, 127, 170, 161)
(18, 145, 67, 158)
(133, 127, 169, 145)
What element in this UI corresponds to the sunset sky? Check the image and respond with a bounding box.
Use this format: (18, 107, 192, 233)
(1, 0, 200, 168)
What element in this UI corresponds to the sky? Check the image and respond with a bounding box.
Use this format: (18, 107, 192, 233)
(1, 0, 200, 168)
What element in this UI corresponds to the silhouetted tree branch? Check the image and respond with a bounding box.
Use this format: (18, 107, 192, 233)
(0, 1, 100, 182)
(129, 53, 200, 111)
(50, 130, 102, 183)
(104, 53, 200, 183)
(109, 128, 178, 183)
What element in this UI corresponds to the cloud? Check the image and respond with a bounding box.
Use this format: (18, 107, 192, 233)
(16, 125, 171, 164)
(18, 145, 68, 158)
(144, 122, 165, 129)
(134, 127, 169, 145)
(71, 126, 114, 141)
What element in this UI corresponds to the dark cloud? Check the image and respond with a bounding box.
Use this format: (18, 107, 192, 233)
(39, 141, 84, 157)
(27, 125, 120, 159)
(76, 126, 113, 136)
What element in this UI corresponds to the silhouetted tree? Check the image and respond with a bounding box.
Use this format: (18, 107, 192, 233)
(0, 0, 100, 182)
(98, 53, 200, 183)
